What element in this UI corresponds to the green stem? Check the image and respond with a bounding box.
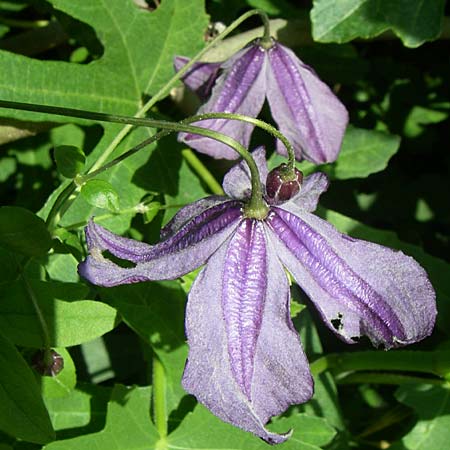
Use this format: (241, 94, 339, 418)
(337, 372, 447, 386)
(189, 112, 295, 169)
(181, 149, 224, 195)
(152, 355, 167, 438)
(310, 351, 450, 379)
(45, 181, 77, 231)
(0, 102, 295, 165)
(84, 121, 266, 215)
(258, 10, 272, 44)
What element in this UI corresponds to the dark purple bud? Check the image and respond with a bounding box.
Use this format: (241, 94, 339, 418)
(266, 164, 303, 204)
(31, 349, 64, 377)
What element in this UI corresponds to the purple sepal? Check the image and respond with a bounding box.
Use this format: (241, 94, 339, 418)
(160, 195, 229, 240)
(183, 220, 313, 444)
(268, 207, 436, 348)
(222, 147, 268, 200)
(178, 45, 267, 159)
(78, 201, 242, 287)
(266, 42, 349, 163)
(173, 56, 221, 100)
(286, 172, 329, 213)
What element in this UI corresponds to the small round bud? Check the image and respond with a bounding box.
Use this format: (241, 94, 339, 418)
(31, 349, 64, 377)
(266, 164, 303, 205)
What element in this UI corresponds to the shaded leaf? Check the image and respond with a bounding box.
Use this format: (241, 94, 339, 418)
(391, 384, 450, 450)
(168, 404, 336, 449)
(0, 331, 55, 444)
(102, 281, 188, 415)
(54, 145, 85, 179)
(41, 348, 77, 399)
(0, 206, 52, 256)
(0, 279, 119, 347)
(44, 384, 110, 433)
(44, 385, 159, 450)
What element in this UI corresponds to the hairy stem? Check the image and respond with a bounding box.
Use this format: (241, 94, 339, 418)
(152, 355, 167, 438)
(310, 351, 450, 379)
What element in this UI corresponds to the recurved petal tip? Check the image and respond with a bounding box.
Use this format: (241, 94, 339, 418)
(173, 55, 221, 100)
(222, 146, 268, 200)
(269, 206, 437, 349)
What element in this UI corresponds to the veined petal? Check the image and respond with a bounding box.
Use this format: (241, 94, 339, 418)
(182, 219, 313, 443)
(267, 207, 436, 348)
(266, 42, 348, 163)
(173, 56, 221, 100)
(222, 146, 268, 200)
(179, 44, 267, 159)
(287, 172, 329, 213)
(160, 195, 229, 239)
(78, 201, 242, 287)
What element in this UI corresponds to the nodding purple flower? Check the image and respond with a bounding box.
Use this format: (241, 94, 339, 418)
(78, 148, 435, 444)
(175, 40, 349, 164)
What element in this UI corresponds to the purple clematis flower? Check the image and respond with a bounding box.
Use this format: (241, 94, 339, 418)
(175, 40, 349, 164)
(78, 148, 436, 444)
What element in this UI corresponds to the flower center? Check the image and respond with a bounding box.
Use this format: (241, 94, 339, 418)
(243, 199, 270, 220)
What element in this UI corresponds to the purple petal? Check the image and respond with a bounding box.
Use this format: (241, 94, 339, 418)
(160, 195, 229, 239)
(267, 207, 436, 348)
(266, 42, 349, 163)
(286, 172, 329, 213)
(182, 219, 313, 443)
(174, 56, 221, 100)
(222, 147, 268, 200)
(78, 201, 242, 287)
(178, 44, 267, 159)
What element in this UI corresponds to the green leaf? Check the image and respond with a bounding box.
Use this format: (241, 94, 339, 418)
(326, 126, 400, 179)
(311, 0, 446, 48)
(54, 145, 86, 179)
(44, 384, 110, 433)
(404, 105, 449, 138)
(41, 348, 76, 399)
(0, 331, 55, 444)
(143, 201, 162, 224)
(297, 310, 345, 431)
(0, 279, 119, 347)
(391, 384, 450, 450)
(269, 126, 400, 180)
(0, 206, 52, 256)
(0, 0, 209, 121)
(167, 405, 336, 449)
(80, 179, 120, 212)
(102, 281, 188, 415)
(44, 385, 159, 450)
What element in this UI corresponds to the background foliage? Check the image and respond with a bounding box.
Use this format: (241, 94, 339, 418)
(0, 0, 449, 449)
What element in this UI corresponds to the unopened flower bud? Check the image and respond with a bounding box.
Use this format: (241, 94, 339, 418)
(31, 349, 64, 377)
(266, 164, 303, 205)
